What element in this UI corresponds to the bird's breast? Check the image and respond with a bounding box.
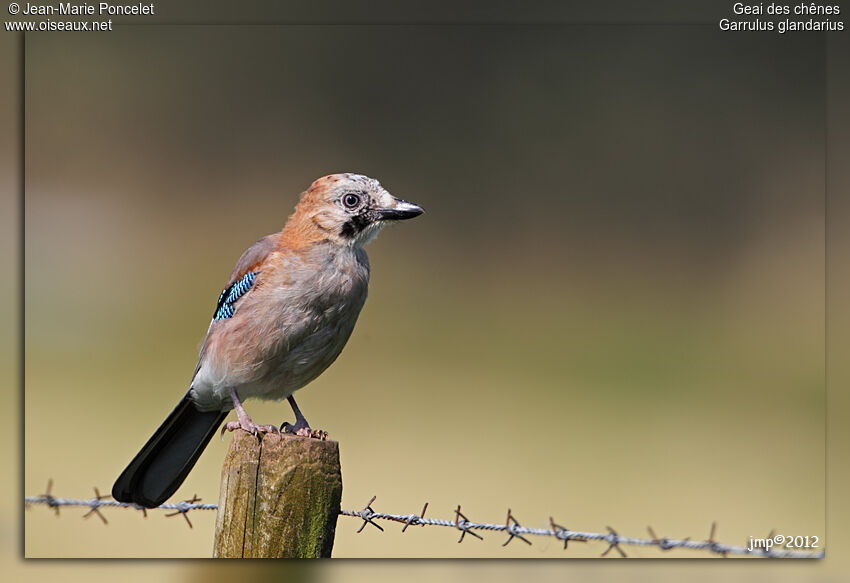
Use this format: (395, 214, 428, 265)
(191, 249, 370, 410)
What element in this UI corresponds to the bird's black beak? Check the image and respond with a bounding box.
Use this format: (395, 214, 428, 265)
(375, 198, 425, 221)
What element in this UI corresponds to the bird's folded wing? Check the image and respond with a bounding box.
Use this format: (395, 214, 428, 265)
(191, 233, 281, 382)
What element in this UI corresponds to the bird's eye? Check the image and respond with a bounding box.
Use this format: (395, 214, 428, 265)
(343, 193, 361, 209)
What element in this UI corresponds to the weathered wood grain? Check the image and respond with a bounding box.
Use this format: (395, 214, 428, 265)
(213, 432, 342, 558)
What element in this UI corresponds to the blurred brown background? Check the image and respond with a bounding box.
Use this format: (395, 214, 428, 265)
(3, 1, 846, 579)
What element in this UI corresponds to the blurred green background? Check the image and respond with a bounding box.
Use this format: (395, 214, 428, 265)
(3, 4, 845, 579)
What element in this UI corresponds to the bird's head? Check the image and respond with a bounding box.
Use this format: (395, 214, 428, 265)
(285, 173, 424, 249)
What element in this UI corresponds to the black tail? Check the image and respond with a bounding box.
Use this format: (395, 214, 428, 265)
(112, 392, 227, 508)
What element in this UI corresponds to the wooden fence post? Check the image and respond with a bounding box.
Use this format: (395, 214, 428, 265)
(213, 431, 342, 558)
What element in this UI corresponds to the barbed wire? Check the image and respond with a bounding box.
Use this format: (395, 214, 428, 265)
(340, 496, 824, 558)
(25, 480, 217, 528)
(25, 481, 824, 558)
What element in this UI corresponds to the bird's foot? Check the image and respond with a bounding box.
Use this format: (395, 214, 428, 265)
(282, 420, 328, 440)
(222, 388, 281, 439)
(220, 419, 281, 439)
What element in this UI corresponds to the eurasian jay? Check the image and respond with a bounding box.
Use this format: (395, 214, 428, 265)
(112, 173, 424, 508)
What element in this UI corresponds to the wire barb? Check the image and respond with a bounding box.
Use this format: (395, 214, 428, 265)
(601, 526, 627, 558)
(355, 495, 384, 533)
(163, 494, 203, 528)
(550, 516, 587, 550)
(502, 508, 531, 547)
(454, 505, 484, 543)
(706, 521, 727, 558)
(647, 525, 675, 551)
(401, 502, 428, 533)
(42, 479, 60, 516)
(81, 487, 110, 525)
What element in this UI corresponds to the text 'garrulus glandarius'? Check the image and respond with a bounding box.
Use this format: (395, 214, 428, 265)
(112, 173, 424, 508)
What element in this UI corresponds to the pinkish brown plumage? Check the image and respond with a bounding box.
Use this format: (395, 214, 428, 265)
(113, 173, 423, 507)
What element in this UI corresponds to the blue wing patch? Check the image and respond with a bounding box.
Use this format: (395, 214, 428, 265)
(213, 271, 259, 321)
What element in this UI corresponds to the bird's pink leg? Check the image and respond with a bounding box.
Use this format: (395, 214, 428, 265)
(221, 388, 280, 438)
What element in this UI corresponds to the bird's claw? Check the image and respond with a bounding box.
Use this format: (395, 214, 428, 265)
(302, 428, 328, 440)
(281, 422, 328, 440)
(220, 420, 281, 439)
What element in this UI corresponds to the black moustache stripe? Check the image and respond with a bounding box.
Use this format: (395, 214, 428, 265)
(341, 212, 373, 239)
